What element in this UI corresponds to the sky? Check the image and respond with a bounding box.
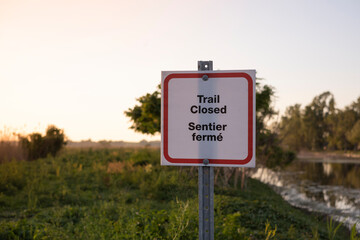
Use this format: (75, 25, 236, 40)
(1, 0, 359, 142)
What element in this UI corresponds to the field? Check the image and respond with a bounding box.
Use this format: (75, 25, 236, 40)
(0, 147, 353, 239)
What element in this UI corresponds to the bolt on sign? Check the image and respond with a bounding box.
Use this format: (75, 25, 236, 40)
(161, 70, 256, 167)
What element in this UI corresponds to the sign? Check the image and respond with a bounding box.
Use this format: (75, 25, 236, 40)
(161, 70, 256, 167)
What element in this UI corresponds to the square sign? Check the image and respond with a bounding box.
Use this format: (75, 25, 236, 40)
(161, 70, 256, 167)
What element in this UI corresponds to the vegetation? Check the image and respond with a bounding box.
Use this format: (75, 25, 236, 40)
(279, 92, 360, 152)
(1, 83, 358, 238)
(19, 125, 66, 161)
(124, 85, 161, 135)
(125, 81, 295, 169)
(0, 125, 66, 163)
(0, 141, 25, 164)
(0, 128, 25, 163)
(254, 82, 295, 168)
(0, 147, 353, 239)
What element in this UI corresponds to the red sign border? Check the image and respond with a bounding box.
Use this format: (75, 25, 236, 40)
(163, 72, 254, 165)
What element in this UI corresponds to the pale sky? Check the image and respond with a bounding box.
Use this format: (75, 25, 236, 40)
(1, 0, 359, 142)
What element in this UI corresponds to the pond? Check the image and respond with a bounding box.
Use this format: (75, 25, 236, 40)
(251, 157, 360, 232)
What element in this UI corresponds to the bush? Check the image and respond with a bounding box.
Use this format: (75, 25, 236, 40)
(19, 125, 66, 161)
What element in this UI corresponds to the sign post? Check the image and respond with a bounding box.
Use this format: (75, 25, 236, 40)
(161, 61, 256, 239)
(197, 61, 214, 240)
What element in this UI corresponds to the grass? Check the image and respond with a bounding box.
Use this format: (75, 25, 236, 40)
(0, 147, 355, 239)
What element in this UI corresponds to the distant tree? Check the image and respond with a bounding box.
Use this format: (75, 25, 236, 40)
(327, 108, 357, 150)
(345, 97, 360, 150)
(255, 83, 277, 145)
(350, 97, 360, 115)
(278, 92, 360, 152)
(19, 125, 66, 161)
(302, 91, 335, 150)
(44, 125, 66, 156)
(278, 104, 304, 151)
(255, 82, 295, 168)
(346, 120, 360, 150)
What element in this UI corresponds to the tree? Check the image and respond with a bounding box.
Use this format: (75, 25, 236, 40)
(254, 82, 295, 168)
(44, 125, 67, 157)
(350, 97, 360, 115)
(327, 109, 357, 150)
(345, 97, 360, 150)
(278, 104, 304, 151)
(19, 125, 66, 160)
(346, 120, 360, 150)
(255, 83, 277, 146)
(278, 92, 360, 151)
(302, 91, 335, 150)
(124, 85, 161, 135)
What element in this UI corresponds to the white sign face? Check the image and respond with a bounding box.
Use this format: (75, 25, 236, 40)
(161, 70, 256, 167)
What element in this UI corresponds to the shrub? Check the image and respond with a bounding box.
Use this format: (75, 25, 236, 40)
(19, 125, 66, 161)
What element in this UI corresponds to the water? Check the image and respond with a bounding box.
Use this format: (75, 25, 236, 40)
(251, 158, 360, 232)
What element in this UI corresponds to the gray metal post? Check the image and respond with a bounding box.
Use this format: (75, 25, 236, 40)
(198, 61, 214, 240)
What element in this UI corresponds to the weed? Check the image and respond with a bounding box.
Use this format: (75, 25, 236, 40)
(350, 224, 360, 240)
(311, 226, 320, 240)
(327, 217, 342, 240)
(265, 220, 277, 240)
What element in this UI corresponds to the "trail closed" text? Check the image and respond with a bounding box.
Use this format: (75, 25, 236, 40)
(188, 94, 228, 142)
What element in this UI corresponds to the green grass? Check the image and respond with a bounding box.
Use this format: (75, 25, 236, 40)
(0, 147, 354, 239)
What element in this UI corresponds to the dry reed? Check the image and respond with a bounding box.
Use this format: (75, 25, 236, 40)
(0, 127, 25, 163)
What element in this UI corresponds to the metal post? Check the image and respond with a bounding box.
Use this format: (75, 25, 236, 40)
(198, 61, 214, 240)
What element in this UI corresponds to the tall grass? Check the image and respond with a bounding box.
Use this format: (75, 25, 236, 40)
(0, 127, 25, 163)
(327, 217, 343, 240)
(351, 224, 360, 240)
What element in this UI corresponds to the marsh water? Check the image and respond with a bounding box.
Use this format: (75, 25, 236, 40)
(251, 158, 360, 231)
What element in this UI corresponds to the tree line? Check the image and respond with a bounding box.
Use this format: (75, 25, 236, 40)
(278, 92, 360, 152)
(125, 82, 360, 168)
